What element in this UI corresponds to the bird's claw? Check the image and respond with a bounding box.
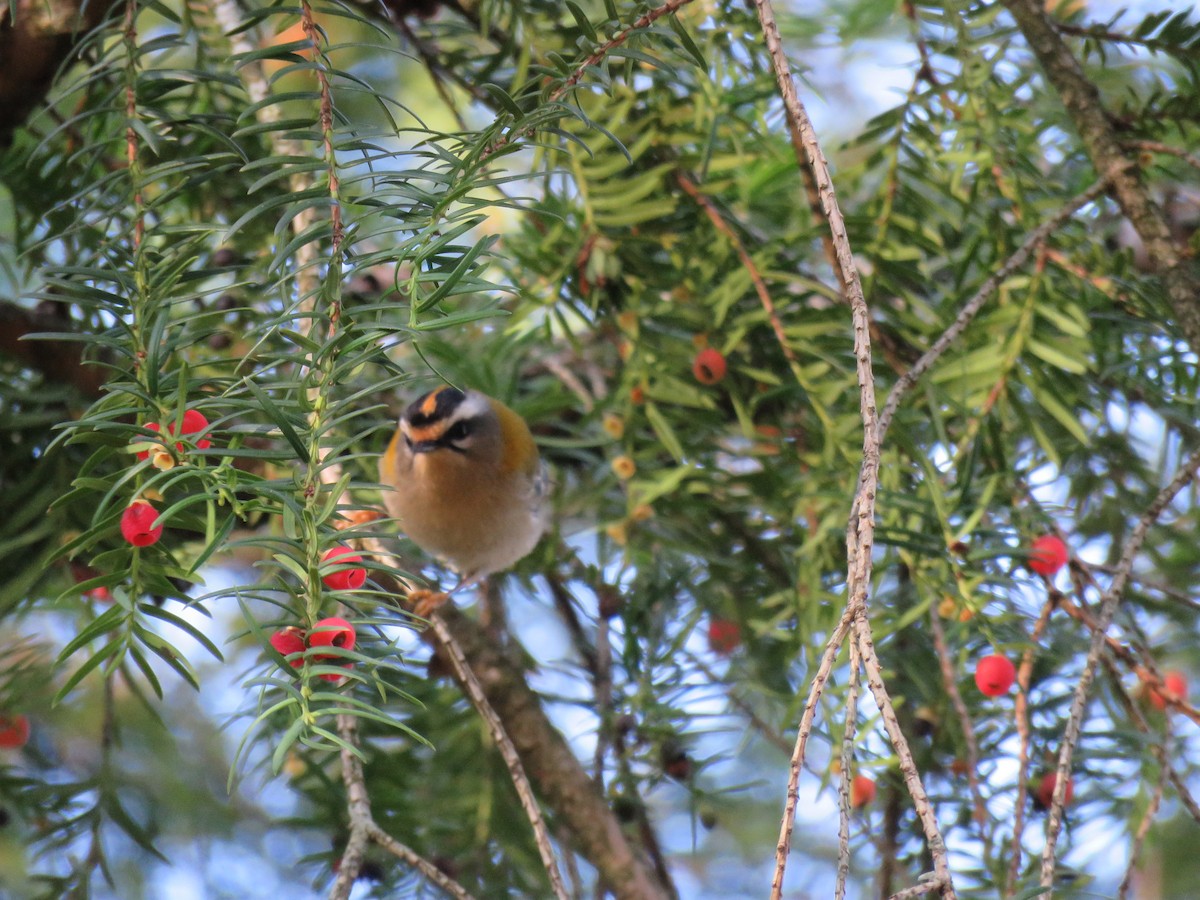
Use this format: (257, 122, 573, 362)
(408, 588, 451, 619)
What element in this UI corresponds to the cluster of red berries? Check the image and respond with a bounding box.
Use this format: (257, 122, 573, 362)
(959, 533, 1191, 812)
(269, 616, 357, 682)
(120, 408, 214, 548)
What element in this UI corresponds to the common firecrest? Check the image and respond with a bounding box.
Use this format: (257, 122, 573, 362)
(378, 386, 549, 592)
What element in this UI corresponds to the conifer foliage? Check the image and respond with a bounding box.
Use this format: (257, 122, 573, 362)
(1, 0, 1198, 897)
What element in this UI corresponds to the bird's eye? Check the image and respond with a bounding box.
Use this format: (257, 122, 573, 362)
(444, 420, 471, 443)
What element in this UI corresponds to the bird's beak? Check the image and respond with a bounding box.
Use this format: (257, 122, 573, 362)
(409, 440, 440, 454)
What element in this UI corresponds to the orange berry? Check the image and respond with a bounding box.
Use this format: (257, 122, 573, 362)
(850, 775, 876, 808)
(602, 413, 625, 440)
(611, 455, 637, 480)
(1149, 670, 1188, 711)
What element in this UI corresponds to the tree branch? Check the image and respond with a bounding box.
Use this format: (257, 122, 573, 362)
(752, 0, 953, 895)
(1039, 444, 1200, 887)
(1000, 0, 1200, 355)
(431, 603, 670, 900)
(0, 301, 108, 397)
(0, 0, 121, 146)
(877, 180, 1109, 443)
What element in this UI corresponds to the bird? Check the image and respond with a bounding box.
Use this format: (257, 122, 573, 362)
(378, 385, 548, 614)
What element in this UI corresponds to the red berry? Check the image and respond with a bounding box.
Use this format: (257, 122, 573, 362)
(308, 617, 356, 682)
(134, 409, 211, 460)
(1028, 534, 1068, 576)
(707, 618, 741, 656)
(120, 500, 163, 547)
(1149, 670, 1188, 711)
(1034, 771, 1074, 810)
(308, 617, 356, 653)
(86, 586, 113, 603)
(269, 627, 306, 668)
(974, 654, 1016, 697)
(177, 409, 212, 449)
(134, 422, 164, 461)
(850, 775, 876, 808)
(692, 347, 727, 385)
(321, 547, 366, 591)
(0, 714, 30, 749)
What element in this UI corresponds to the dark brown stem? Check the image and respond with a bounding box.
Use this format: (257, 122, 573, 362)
(1001, 0, 1200, 355)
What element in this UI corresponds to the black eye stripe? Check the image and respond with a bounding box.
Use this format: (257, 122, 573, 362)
(404, 386, 466, 428)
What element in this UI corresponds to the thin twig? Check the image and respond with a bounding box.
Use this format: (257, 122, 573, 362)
(753, 0, 924, 891)
(330, 712, 375, 900)
(1006, 596, 1057, 896)
(1122, 140, 1200, 174)
(772, 605, 856, 894)
(928, 610, 989, 844)
(752, 0, 952, 894)
(427, 613, 571, 900)
(835, 638, 862, 900)
(368, 822, 478, 900)
(675, 172, 801, 370)
(853, 613, 955, 896)
(1039, 445, 1200, 887)
(1117, 723, 1167, 898)
(478, 0, 699, 164)
(548, 0, 698, 104)
(888, 879, 947, 900)
(877, 180, 1109, 443)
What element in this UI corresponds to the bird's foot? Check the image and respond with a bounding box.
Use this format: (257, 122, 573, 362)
(407, 588, 451, 619)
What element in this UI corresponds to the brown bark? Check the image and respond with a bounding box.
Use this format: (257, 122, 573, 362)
(1001, 0, 1200, 355)
(0, 0, 121, 146)
(0, 300, 106, 397)
(433, 604, 670, 900)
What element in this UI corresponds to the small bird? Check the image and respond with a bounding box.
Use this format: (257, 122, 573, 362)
(378, 386, 548, 610)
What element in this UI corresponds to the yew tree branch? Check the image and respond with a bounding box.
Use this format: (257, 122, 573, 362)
(1039, 445, 1200, 887)
(750, 0, 954, 895)
(877, 180, 1108, 443)
(1000, 0, 1200, 355)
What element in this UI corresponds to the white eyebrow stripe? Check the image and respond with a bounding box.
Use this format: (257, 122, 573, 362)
(446, 392, 489, 422)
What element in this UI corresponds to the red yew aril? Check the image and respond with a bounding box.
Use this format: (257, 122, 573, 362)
(1149, 670, 1187, 711)
(850, 775, 876, 808)
(707, 618, 742, 656)
(1028, 534, 1068, 576)
(0, 714, 30, 749)
(120, 500, 163, 547)
(974, 654, 1016, 697)
(321, 547, 366, 591)
(1034, 771, 1074, 810)
(269, 628, 306, 668)
(309, 617, 356, 682)
(692, 347, 727, 385)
